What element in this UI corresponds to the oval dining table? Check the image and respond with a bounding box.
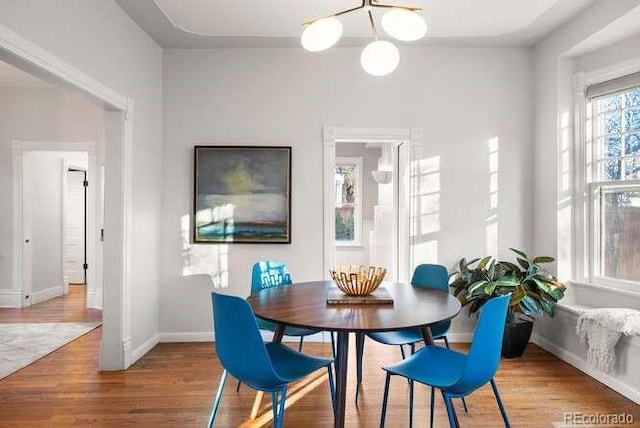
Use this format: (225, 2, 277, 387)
(247, 280, 462, 428)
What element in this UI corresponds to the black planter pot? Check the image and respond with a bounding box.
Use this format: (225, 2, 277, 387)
(502, 319, 534, 358)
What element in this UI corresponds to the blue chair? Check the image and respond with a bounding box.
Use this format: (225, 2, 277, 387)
(208, 293, 335, 428)
(356, 264, 464, 409)
(237, 261, 335, 392)
(380, 294, 511, 428)
(250, 261, 324, 352)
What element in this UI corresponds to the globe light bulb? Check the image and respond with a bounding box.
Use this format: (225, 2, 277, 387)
(381, 9, 427, 42)
(301, 17, 343, 52)
(360, 40, 399, 76)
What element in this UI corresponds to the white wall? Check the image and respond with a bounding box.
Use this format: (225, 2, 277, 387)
(532, 0, 640, 403)
(0, 0, 163, 359)
(0, 87, 103, 304)
(161, 46, 533, 339)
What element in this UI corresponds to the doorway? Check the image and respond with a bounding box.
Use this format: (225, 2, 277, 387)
(1, 24, 133, 369)
(66, 168, 87, 286)
(323, 127, 419, 284)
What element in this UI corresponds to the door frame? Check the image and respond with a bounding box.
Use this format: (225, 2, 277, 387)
(1, 23, 134, 370)
(322, 126, 422, 284)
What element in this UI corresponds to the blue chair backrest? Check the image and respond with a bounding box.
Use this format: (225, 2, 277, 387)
(411, 264, 451, 334)
(411, 264, 449, 292)
(451, 294, 510, 394)
(211, 293, 282, 388)
(251, 261, 292, 294)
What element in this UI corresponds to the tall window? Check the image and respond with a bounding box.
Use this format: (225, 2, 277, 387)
(587, 84, 640, 284)
(334, 157, 362, 245)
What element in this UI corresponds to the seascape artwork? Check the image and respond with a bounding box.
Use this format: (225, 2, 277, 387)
(193, 146, 291, 243)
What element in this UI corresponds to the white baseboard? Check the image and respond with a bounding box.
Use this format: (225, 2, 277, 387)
(532, 333, 640, 404)
(129, 334, 159, 365)
(447, 333, 472, 343)
(30, 285, 63, 305)
(0, 289, 22, 308)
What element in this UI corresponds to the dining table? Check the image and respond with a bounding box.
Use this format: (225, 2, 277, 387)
(247, 280, 462, 428)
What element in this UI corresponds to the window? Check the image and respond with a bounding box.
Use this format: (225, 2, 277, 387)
(587, 85, 640, 284)
(334, 157, 362, 245)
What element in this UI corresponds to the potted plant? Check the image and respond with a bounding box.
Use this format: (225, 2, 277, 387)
(449, 248, 567, 358)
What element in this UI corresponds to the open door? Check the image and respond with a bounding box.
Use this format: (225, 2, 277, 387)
(65, 169, 87, 285)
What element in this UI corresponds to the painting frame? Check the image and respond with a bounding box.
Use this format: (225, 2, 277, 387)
(193, 145, 292, 244)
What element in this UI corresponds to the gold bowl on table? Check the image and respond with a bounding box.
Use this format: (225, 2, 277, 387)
(329, 265, 387, 296)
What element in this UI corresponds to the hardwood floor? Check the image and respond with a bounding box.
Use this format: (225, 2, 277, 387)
(0, 284, 102, 323)
(0, 331, 637, 427)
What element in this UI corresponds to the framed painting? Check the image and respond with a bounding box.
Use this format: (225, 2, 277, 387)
(193, 146, 291, 243)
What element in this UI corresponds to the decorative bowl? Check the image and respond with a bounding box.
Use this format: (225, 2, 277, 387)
(329, 265, 387, 296)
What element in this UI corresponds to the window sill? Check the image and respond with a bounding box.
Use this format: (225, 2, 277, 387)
(335, 243, 364, 249)
(569, 280, 640, 299)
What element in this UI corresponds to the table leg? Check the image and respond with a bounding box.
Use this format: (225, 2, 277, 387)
(420, 326, 435, 346)
(334, 331, 349, 427)
(355, 332, 365, 404)
(272, 323, 285, 343)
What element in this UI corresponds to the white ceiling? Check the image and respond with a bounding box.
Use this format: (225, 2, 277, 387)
(0, 61, 49, 88)
(116, 0, 596, 48)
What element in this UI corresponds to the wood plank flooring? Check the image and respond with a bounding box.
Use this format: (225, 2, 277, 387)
(0, 330, 637, 427)
(0, 284, 102, 323)
(1, 288, 637, 426)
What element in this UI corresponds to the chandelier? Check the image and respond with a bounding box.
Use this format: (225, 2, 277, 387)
(301, 0, 427, 76)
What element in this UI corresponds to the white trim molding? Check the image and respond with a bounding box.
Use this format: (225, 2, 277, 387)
(0, 290, 21, 308)
(30, 285, 64, 306)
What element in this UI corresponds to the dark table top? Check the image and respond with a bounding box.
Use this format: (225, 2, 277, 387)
(247, 280, 462, 333)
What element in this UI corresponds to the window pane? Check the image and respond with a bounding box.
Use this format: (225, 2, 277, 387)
(624, 108, 640, 132)
(602, 190, 640, 282)
(603, 136, 621, 157)
(625, 89, 640, 107)
(335, 207, 354, 241)
(603, 112, 621, 134)
(600, 160, 621, 181)
(625, 158, 640, 180)
(601, 94, 622, 112)
(334, 165, 356, 204)
(625, 133, 640, 156)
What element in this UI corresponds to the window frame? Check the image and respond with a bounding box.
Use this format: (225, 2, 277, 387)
(584, 85, 640, 292)
(334, 156, 363, 247)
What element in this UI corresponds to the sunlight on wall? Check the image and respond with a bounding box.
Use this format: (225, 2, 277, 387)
(557, 111, 573, 280)
(181, 214, 229, 288)
(486, 137, 499, 257)
(410, 156, 440, 265)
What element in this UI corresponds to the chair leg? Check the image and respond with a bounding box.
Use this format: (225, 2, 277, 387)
(327, 365, 336, 413)
(409, 380, 414, 428)
(400, 344, 406, 359)
(380, 372, 391, 428)
(208, 369, 228, 428)
(443, 335, 451, 349)
(410, 342, 416, 355)
(235, 379, 242, 392)
(298, 336, 304, 352)
(442, 391, 460, 428)
(278, 386, 288, 428)
(490, 378, 511, 428)
(430, 386, 435, 428)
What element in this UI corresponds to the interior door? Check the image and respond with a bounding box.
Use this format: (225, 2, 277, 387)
(65, 169, 86, 284)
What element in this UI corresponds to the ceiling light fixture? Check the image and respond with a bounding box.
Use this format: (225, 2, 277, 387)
(301, 0, 427, 76)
